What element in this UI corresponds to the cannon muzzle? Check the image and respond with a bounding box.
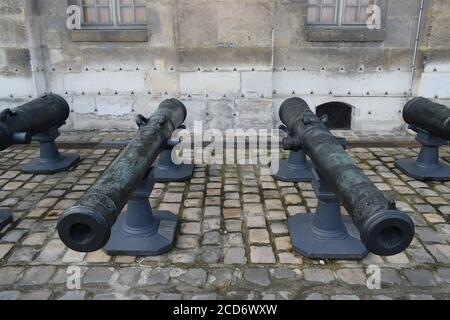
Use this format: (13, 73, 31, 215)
(403, 97, 450, 140)
(0, 94, 70, 151)
(279, 98, 414, 256)
(57, 99, 187, 252)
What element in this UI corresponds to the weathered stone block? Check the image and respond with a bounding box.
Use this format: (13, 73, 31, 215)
(180, 72, 240, 97)
(235, 99, 273, 129)
(241, 72, 273, 98)
(95, 95, 134, 116)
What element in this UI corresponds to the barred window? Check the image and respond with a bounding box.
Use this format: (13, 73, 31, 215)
(307, 0, 375, 26)
(80, 0, 146, 27)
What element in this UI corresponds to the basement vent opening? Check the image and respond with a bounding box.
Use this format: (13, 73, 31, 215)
(316, 102, 353, 130)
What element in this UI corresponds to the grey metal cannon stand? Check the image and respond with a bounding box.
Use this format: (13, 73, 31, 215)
(57, 99, 187, 255)
(395, 126, 450, 181)
(273, 125, 313, 182)
(280, 97, 415, 258)
(0, 94, 80, 236)
(104, 168, 178, 256)
(154, 137, 194, 183)
(0, 94, 80, 174)
(289, 138, 368, 259)
(395, 97, 450, 181)
(22, 125, 80, 174)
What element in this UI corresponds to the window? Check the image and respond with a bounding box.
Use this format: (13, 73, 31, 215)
(307, 0, 374, 26)
(80, 0, 146, 28)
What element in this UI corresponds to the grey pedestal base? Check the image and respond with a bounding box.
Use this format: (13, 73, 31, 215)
(23, 153, 80, 174)
(273, 149, 313, 182)
(395, 158, 450, 182)
(288, 168, 368, 260)
(154, 145, 194, 183)
(289, 214, 367, 260)
(103, 169, 178, 256)
(395, 127, 450, 182)
(104, 211, 178, 256)
(22, 127, 80, 174)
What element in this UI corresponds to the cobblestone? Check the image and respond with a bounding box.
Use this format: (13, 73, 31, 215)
(0, 267, 24, 285)
(116, 268, 142, 287)
(407, 247, 435, 264)
(179, 269, 208, 287)
(331, 294, 360, 300)
(158, 293, 183, 300)
(19, 266, 56, 286)
(0, 244, 13, 259)
(83, 267, 114, 285)
(0, 140, 449, 300)
(249, 229, 270, 244)
(271, 268, 297, 280)
(200, 248, 221, 264)
(191, 293, 218, 300)
(202, 232, 221, 245)
(21, 290, 52, 300)
(303, 269, 335, 284)
(244, 268, 271, 287)
(58, 291, 86, 300)
(436, 268, 450, 284)
(224, 248, 246, 265)
(409, 294, 435, 300)
(336, 268, 367, 285)
(208, 268, 240, 289)
(404, 269, 438, 287)
(0, 291, 21, 300)
(8, 247, 37, 263)
(250, 246, 276, 264)
(144, 268, 170, 286)
(305, 293, 327, 300)
(380, 268, 403, 287)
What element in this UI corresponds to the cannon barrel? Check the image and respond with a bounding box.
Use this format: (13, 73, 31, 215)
(57, 99, 187, 252)
(0, 94, 70, 150)
(279, 98, 414, 256)
(403, 97, 450, 140)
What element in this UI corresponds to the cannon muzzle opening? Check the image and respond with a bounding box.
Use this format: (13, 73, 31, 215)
(57, 206, 110, 252)
(361, 210, 415, 256)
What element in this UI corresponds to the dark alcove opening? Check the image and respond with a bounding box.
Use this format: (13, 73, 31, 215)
(316, 102, 353, 130)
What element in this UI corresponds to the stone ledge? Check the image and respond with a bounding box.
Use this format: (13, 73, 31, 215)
(306, 28, 385, 42)
(71, 29, 148, 42)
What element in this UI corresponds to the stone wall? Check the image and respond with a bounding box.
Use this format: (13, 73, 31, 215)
(0, 0, 449, 133)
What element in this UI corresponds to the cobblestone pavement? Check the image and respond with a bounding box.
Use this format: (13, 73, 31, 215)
(0, 132, 449, 300)
(56, 130, 416, 145)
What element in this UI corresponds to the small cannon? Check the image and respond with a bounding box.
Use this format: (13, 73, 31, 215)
(280, 97, 414, 258)
(57, 99, 187, 256)
(0, 94, 80, 232)
(0, 94, 80, 174)
(273, 101, 354, 183)
(395, 97, 450, 181)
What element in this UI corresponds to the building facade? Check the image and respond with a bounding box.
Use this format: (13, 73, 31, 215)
(0, 0, 449, 133)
